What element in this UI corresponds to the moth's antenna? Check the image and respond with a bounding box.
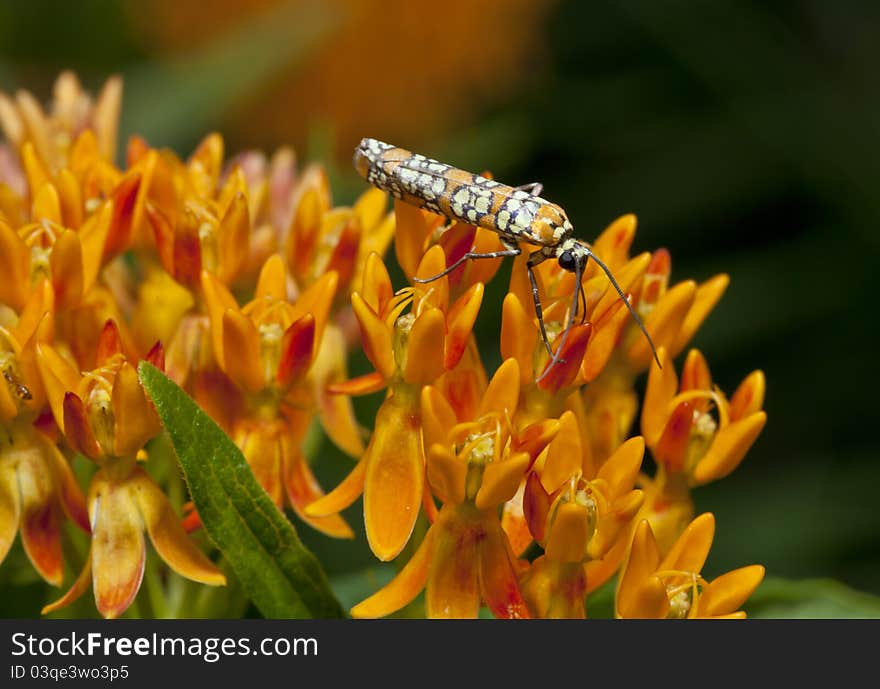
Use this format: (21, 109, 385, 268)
(536, 255, 584, 384)
(586, 245, 661, 368)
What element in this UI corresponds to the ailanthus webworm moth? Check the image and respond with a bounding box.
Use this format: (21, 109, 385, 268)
(353, 137, 659, 381)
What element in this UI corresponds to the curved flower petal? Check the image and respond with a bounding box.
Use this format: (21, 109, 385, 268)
(426, 445, 466, 506)
(592, 214, 636, 271)
(730, 370, 766, 421)
(39, 432, 89, 532)
(255, 253, 287, 301)
(277, 314, 315, 386)
(500, 293, 537, 384)
(640, 347, 676, 446)
(280, 435, 354, 540)
(91, 474, 146, 619)
(18, 454, 64, 586)
(420, 385, 457, 453)
(0, 220, 30, 310)
(476, 451, 530, 510)
(216, 192, 251, 285)
(444, 283, 484, 369)
(692, 412, 767, 485)
(523, 470, 551, 544)
(360, 252, 394, 315)
(671, 274, 729, 357)
(513, 419, 560, 464)
(327, 371, 386, 397)
(479, 517, 530, 619)
(581, 297, 630, 383)
(42, 554, 93, 616)
(616, 520, 666, 619)
(50, 230, 84, 310)
(627, 280, 696, 370)
(653, 400, 693, 473)
(199, 270, 239, 369)
(597, 436, 645, 498)
(477, 358, 519, 420)
(304, 452, 368, 518)
(541, 411, 583, 493)
(537, 323, 592, 393)
(699, 565, 765, 617)
(222, 309, 264, 393)
(364, 395, 424, 561)
(0, 459, 21, 567)
(545, 502, 591, 564)
(427, 507, 480, 618)
(62, 392, 102, 460)
(394, 200, 435, 278)
(351, 292, 395, 380)
(659, 512, 715, 574)
(129, 467, 226, 585)
(112, 362, 159, 456)
(351, 527, 434, 619)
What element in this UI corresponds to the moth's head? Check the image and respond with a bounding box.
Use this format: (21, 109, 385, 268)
(555, 239, 589, 273)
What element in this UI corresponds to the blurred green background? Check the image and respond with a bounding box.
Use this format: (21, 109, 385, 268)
(1, 0, 877, 617)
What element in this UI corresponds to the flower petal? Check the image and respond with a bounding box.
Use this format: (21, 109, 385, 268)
(281, 436, 354, 540)
(414, 245, 450, 311)
(0, 459, 21, 568)
(216, 192, 251, 285)
(50, 230, 85, 310)
(627, 280, 696, 371)
(351, 292, 395, 379)
(255, 253, 287, 301)
(112, 362, 160, 456)
(545, 502, 590, 563)
(91, 475, 146, 619)
(18, 460, 64, 586)
(444, 282, 483, 369)
(537, 323, 592, 393)
(276, 314, 315, 386)
(581, 296, 631, 383)
(523, 470, 551, 544)
(426, 445, 466, 506)
(327, 371, 386, 397)
(129, 467, 226, 586)
(360, 252, 394, 314)
(200, 270, 241, 370)
(42, 554, 92, 616)
(0, 219, 30, 310)
(477, 357, 520, 420)
(35, 344, 81, 435)
(364, 395, 424, 561)
(692, 412, 767, 485)
(653, 400, 693, 474)
(477, 451, 530, 510)
(592, 214, 636, 271)
(479, 517, 530, 619)
(671, 274, 729, 357)
(39, 433, 89, 532)
(500, 293, 537, 384)
(659, 512, 715, 574)
(394, 199, 434, 278)
(730, 370, 766, 421)
(172, 207, 203, 289)
(420, 386, 457, 457)
(543, 412, 585, 494)
(615, 520, 666, 619)
(597, 436, 645, 498)
(513, 419, 560, 464)
(95, 319, 122, 366)
(288, 270, 339, 351)
(304, 452, 367, 518)
(63, 392, 102, 460)
(222, 309, 264, 392)
(403, 307, 446, 385)
(351, 527, 433, 619)
(640, 347, 677, 446)
(426, 507, 480, 618)
(699, 565, 765, 617)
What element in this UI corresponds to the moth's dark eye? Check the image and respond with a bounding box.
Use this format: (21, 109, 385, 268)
(558, 250, 576, 272)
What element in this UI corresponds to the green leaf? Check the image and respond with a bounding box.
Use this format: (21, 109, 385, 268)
(746, 577, 880, 619)
(138, 361, 344, 619)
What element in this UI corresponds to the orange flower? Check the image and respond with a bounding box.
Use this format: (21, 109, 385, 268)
(616, 514, 764, 619)
(36, 328, 224, 618)
(0, 291, 89, 586)
(352, 359, 531, 618)
(306, 248, 483, 561)
(516, 435, 645, 618)
(201, 255, 352, 539)
(639, 347, 766, 551)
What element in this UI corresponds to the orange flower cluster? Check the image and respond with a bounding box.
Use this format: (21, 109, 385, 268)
(0, 72, 766, 620)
